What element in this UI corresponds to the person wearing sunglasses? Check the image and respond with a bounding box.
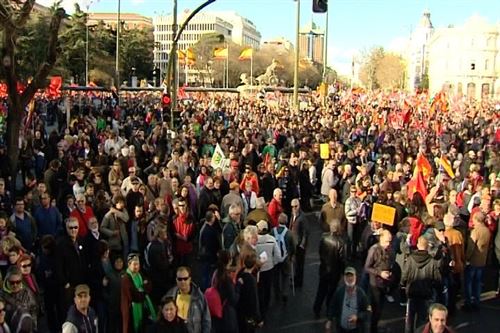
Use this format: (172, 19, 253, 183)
(18, 254, 41, 305)
(0, 266, 37, 332)
(55, 217, 89, 316)
(165, 266, 211, 333)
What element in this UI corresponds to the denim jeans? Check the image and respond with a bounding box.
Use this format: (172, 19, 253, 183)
(464, 265, 484, 305)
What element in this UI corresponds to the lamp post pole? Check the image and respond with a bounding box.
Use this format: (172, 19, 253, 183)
(85, 1, 94, 86)
(293, 0, 300, 113)
(115, 0, 121, 90)
(322, 8, 329, 82)
(171, 0, 178, 129)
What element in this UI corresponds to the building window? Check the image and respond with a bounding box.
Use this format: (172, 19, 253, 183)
(485, 59, 489, 70)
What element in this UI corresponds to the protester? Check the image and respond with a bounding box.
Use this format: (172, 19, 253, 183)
(0, 84, 497, 333)
(313, 219, 346, 318)
(165, 266, 211, 333)
(325, 267, 370, 333)
(148, 296, 188, 333)
(417, 303, 455, 333)
(289, 199, 309, 288)
(364, 229, 395, 333)
(121, 254, 156, 333)
(401, 236, 442, 333)
(62, 284, 98, 333)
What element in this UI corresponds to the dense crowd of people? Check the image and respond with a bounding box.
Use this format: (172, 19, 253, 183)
(0, 87, 498, 333)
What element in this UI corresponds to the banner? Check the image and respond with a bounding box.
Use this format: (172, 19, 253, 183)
(211, 143, 226, 169)
(320, 143, 329, 159)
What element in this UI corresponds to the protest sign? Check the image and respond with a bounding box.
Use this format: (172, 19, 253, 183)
(371, 203, 396, 226)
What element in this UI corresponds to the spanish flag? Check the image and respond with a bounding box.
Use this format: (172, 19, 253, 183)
(439, 155, 455, 179)
(238, 48, 253, 60)
(186, 48, 196, 65)
(414, 153, 432, 181)
(177, 50, 186, 64)
(213, 47, 228, 60)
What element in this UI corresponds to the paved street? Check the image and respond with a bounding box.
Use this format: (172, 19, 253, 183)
(261, 212, 500, 333)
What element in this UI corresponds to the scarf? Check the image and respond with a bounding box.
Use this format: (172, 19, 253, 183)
(126, 269, 156, 333)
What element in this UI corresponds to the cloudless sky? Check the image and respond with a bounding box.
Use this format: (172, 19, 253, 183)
(39, 0, 500, 73)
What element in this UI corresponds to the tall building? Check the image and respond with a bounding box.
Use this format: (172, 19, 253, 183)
(299, 21, 324, 64)
(427, 15, 500, 99)
(88, 13, 153, 31)
(407, 10, 434, 91)
(153, 10, 261, 77)
(213, 11, 261, 49)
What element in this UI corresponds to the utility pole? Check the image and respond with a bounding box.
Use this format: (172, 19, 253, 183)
(171, 0, 178, 129)
(293, 0, 300, 113)
(115, 0, 121, 90)
(322, 9, 329, 82)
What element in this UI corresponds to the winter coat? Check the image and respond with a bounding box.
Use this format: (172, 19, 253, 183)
(100, 210, 129, 252)
(319, 233, 346, 278)
(165, 283, 211, 333)
(401, 250, 442, 299)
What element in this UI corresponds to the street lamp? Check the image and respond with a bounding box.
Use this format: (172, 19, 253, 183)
(293, 0, 301, 113)
(85, 0, 96, 86)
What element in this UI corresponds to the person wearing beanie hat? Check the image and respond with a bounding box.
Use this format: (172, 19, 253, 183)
(121, 254, 156, 333)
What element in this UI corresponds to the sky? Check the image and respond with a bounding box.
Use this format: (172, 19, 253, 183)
(37, 0, 500, 75)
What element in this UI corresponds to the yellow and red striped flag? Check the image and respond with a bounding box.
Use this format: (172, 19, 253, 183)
(213, 47, 228, 60)
(238, 48, 253, 60)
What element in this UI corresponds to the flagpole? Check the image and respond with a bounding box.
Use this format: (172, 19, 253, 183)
(222, 57, 226, 88)
(226, 42, 229, 88)
(250, 50, 253, 86)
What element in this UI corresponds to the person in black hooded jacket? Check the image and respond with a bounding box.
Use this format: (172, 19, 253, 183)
(149, 297, 188, 333)
(401, 236, 442, 333)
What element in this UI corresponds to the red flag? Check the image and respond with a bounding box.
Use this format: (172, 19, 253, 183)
(46, 76, 62, 98)
(0, 83, 7, 97)
(407, 172, 428, 201)
(403, 108, 412, 125)
(415, 153, 432, 181)
(263, 153, 271, 169)
(178, 86, 187, 99)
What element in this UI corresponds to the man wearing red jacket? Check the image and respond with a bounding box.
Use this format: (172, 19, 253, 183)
(240, 164, 260, 195)
(267, 188, 283, 228)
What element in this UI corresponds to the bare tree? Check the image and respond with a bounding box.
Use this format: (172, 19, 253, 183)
(375, 53, 405, 89)
(0, 0, 65, 186)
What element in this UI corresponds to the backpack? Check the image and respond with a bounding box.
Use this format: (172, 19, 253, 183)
(204, 286, 225, 318)
(272, 226, 288, 262)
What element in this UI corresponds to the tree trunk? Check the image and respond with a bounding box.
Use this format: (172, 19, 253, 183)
(5, 97, 22, 191)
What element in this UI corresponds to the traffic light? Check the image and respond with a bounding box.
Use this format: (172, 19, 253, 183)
(152, 68, 160, 87)
(313, 0, 327, 13)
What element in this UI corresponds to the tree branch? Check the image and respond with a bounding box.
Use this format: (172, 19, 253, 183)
(14, 0, 35, 28)
(21, 7, 65, 106)
(0, 3, 17, 32)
